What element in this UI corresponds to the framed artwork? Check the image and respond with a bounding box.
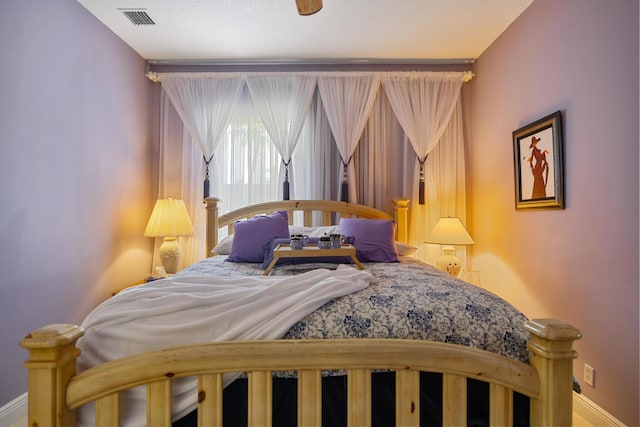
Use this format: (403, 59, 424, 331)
(512, 111, 564, 210)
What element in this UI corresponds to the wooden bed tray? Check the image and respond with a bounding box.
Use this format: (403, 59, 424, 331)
(20, 199, 581, 426)
(263, 244, 364, 275)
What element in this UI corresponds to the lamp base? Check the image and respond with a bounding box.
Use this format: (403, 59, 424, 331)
(435, 246, 462, 277)
(159, 237, 181, 275)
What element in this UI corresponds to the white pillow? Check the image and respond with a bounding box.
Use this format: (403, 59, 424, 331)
(395, 241, 418, 256)
(211, 235, 234, 255)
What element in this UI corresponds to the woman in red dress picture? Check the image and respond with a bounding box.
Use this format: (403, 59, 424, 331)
(527, 136, 549, 199)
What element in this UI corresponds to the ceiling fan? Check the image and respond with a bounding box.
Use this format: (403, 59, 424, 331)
(296, 0, 323, 16)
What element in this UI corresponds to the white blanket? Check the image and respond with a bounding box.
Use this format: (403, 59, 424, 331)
(76, 265, 373, 426)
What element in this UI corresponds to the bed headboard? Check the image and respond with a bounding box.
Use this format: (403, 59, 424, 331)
(204, 198, 410, 257)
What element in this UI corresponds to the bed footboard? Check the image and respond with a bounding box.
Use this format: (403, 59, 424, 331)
(21, 319, 580, 427)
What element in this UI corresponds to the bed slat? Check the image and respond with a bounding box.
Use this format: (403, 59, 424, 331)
(321, 210, 331, 225)
(347, 369, 371, 426)
(198, 374, 223, 427)
(95, 394, 119, 426)
(490, 383, 513, 426)
(298, 369, 322, 426)
(442, 373, 467, 426)
(248, 371, 272, 427)
(396, 369, 420, 426)
(303, 210, 313, 226)
(147, 380, 172, 426)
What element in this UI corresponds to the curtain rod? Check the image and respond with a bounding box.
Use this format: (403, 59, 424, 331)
(145, 70, 475, 83)
(145, 60, 474, 75)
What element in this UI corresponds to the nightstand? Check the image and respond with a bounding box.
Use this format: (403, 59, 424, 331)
(111, 275, 170, 296)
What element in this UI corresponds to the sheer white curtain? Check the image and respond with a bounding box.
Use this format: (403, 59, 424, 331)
(292, 90, 341, 224)
(159, 73, 244, 199)
(317, 73, 381, 202)
(246, 74, 317, 199)
(354, 89, 407, 214)
(382, 72, 467, 205)
(381, 71, 468, 260)
(153, 89, 204, 269)
(422, 100, 468, 263)
(179, 129, 206, 267)
(293, 90, 339, 200)
(426, 101, 467, 219)
(213, 86, 281, 218)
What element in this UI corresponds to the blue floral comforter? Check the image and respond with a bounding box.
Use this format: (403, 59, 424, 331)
(177, 256, 530, 362)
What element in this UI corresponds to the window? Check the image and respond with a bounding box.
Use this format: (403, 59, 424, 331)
(214, 93, 281, 214)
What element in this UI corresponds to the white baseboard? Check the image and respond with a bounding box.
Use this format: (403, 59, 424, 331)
(0, 393, 27, 427)
(573, 391, 626, 426)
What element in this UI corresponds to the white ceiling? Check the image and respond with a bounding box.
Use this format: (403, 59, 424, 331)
(76, 0, 534, 65)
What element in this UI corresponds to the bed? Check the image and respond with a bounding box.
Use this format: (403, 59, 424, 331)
(20, 198, 581, 427)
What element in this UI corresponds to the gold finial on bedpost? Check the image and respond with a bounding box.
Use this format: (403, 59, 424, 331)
(20, 323, 84, 427)
(524, 318, 581, 427)
(392, 198, 410, 243)
(205, 197, 220, 257)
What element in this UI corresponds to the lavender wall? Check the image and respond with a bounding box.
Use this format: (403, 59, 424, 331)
(0, 0, 154, 404)
(467, 0, 639, 424)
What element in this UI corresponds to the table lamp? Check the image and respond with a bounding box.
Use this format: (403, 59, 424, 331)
(144, 198, 195, 274)
(426, 217, 474, 277)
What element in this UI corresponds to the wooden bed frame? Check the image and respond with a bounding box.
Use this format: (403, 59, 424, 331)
(21, 198, 581, 427)
(204, 197, 411, 255)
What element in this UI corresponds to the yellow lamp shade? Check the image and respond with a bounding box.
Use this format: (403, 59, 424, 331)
(426, 217, 474, 245)
(144, 198, 195, 238)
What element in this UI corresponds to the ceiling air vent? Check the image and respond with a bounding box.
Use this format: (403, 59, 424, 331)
(121, 10, 155, 26)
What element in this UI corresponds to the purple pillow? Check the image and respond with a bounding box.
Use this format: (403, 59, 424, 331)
(262, 236, 355, 269)
(227, 211, 290, 263)
(338, 218, 399, 262)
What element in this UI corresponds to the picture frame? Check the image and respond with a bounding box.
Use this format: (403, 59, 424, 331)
(512, 110, 564, 210)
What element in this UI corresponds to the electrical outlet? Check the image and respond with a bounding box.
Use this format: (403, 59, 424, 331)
(584, 364, 595, 387)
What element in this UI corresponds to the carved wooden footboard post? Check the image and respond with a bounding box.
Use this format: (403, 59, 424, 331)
(20, 324, 84, 427)
(525, 318, 581, 427)
(205, 197, 220, 257)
